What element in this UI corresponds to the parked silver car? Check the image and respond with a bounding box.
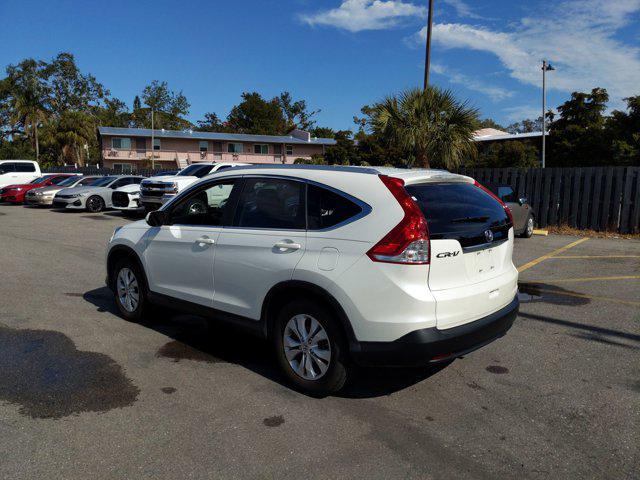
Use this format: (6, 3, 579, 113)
(52, 175, 145, 212)
(25, 175, 100, 206)
(485, 183, 534, 238)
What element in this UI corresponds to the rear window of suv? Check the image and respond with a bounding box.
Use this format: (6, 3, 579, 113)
(405, 182, 510, 246)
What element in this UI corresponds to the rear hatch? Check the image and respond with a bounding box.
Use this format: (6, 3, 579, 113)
(405, 180, 518, 329)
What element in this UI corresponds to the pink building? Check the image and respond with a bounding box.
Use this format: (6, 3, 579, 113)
(98, 126, 336, 171)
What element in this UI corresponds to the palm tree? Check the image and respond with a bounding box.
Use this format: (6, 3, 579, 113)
(369, 87, 479, 169)
(55, 111, 95, 166)
(9, 75, 49, 160)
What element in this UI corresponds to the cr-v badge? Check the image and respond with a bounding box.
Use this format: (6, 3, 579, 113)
(436, 251, 460, 258)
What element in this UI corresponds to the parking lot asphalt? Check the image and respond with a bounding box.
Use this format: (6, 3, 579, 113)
(1, 204, 638, 479)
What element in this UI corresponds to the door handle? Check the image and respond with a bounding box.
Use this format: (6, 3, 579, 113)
(274, 241, 301, 251)
(195, 237, 215, 245)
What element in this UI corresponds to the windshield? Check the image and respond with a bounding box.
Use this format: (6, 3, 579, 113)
(88, 176, 117, 187)
(58, 176, 81, 187)
(29, 176, 48, 184)
(177, 164, 213, 178)
(405, 182, 510, 246)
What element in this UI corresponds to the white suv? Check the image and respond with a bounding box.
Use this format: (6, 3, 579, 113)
(106, 166, 519, 393)
(139, 162, 247, 210)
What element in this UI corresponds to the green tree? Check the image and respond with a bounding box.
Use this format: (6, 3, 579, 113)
(506, 117, 543, 134)
(547, 88, 610, 166)
(226, 92, 287, 135)
(474, 140, 539, 168)
(140, 80, 191, 130)
(4, 58, 50, 160)
(324, 130, 361, 165)
(277, 91, 319, 131)
(45, 52, 107, 115)
(55, 111, 96, 166)
(309, 126, 335, 139)
(606, 96, 640, 166)
(368, 87, 479, 169)
(195, 112, 225, 132)
(478, 118, 505, 130)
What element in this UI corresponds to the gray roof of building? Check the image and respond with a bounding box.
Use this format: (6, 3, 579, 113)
(98, 126, 337, 145)
(473, 131, 543, 142)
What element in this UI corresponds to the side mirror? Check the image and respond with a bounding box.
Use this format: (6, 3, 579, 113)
(146, 210, 168, 227)
(518, 197, 528, 205)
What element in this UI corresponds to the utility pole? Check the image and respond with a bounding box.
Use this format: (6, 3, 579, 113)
(150, 107, 155, 170)
(541, 60, 555, 168)
(423, 0, 434, 89)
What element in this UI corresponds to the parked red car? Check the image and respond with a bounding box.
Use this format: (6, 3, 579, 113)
(0, 174, 78, 203)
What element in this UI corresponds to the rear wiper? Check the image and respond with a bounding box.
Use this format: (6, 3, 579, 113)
(451, 216, 489, 223)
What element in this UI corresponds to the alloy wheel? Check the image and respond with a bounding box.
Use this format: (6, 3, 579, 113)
(87, 196, 103, 212)
(526, 217, 534, 235)
(283, 314, 332, 380)
(117, 267, 140, 313)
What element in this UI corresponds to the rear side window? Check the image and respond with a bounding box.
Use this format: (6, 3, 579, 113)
(307, 184, 362, 230)
(15, 163, 36, 172)
(234, 178, 305, 229)
(405, 182, 510, 245)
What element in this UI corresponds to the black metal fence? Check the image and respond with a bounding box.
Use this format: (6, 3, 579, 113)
(43, 165, 640, 234)
(458, 166, 640, 234)
(43, 165, 168, 177)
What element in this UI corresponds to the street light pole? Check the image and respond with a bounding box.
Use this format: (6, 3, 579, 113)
(541, 60, 555, 168)
(423, 0, 434, 89)
(150, 107, 155, 170)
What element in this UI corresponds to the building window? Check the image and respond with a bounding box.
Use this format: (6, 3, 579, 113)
(113, 163, 133, 173)
(199, 141, 209, 152)
(153, 138, 161, 151)
(228, 143, 243, 153)
(112, 138, 131, 150)
(254, 144, 269, 154)
(285, 144, 293, 155)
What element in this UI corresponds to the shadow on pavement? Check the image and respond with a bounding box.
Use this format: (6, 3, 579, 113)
(83, 286, 447, 398)
(518, 311, 640, 346)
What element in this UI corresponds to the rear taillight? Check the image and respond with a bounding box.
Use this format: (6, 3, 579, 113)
(474, 180, 514, 227)
(367, 175, 430, 264)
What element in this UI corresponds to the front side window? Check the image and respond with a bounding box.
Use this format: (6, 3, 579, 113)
(234, 178, 305, 230)
(78, 177, 99, 186)
(254, 144, 268, 154)
(112, 138, 132, 150)
(59, 176, 81, 187)
(0, 163, 16, 173)
(307, 184, 363, 230)
(170, 179, 237, 226)
(227, 143, 243, 153)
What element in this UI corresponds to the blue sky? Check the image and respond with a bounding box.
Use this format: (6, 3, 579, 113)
(1, 0, 639, 131)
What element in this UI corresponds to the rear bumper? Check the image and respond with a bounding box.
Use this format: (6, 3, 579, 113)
(349, 295, 518, 367)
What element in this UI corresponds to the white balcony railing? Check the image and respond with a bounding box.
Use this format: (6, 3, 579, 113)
(103, 149, 303, 165)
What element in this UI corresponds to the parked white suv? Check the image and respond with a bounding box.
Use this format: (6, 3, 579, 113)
(139, 162, 247, 210)
(0, 160, 41, 187)
(106, 165, 519, 393)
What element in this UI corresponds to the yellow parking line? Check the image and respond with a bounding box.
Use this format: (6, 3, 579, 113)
(549, 255, 640, 259)
(517, 238, 589, 273)
(532, 288, 640, 307)
(527, 275, 640, 283)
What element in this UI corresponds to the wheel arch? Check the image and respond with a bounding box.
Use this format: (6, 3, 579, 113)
(261, 281, 356, 344)
(106, 245, 148, 292)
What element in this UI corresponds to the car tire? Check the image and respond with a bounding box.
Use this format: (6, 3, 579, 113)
(520, 215, 534, 238)
(112, 258, 152, 323)
(86, 195, 105, 213)
(274, 299, 348, 395)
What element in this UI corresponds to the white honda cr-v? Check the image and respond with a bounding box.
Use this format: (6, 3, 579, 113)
(106, 165, 519, 393)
